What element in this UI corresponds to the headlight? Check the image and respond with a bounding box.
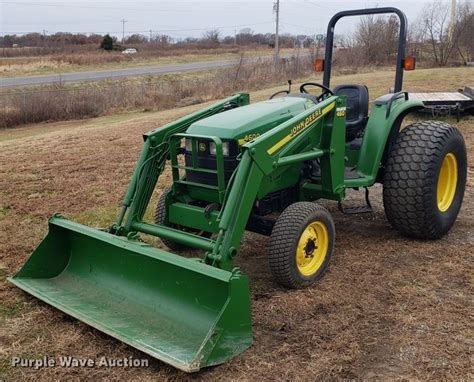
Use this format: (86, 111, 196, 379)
(209, 141, 230, 156)
(185, 138, 192, 152)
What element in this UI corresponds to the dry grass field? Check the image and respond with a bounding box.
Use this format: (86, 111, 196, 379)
(0, 51, 238, 77)
(0, 68, 473, 380)
(1, 56, 313, 128)
(0, 47, 295, 78)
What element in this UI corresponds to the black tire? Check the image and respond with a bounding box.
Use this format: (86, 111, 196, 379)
(269, 202, 335, 289)
(383, 121, 467, 239)
(154, 188, 189, 251)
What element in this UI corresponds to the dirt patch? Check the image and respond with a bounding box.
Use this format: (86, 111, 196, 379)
(0, 71, 473, 380)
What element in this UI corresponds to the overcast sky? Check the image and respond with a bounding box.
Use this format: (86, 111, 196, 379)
(0, 0, 457, 39)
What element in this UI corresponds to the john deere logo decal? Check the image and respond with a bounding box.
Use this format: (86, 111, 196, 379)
(267, 102, 335, 155)
(199, 143, 206, 152)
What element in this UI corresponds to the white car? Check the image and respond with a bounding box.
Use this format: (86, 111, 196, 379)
(122, 48, 137, 55)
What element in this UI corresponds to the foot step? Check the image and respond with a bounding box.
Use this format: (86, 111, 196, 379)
(338, 187, 373, 215)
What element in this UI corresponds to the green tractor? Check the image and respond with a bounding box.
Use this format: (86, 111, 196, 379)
(10, 7, 467, 372)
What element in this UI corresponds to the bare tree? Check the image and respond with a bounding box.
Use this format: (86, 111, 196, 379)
(330, 14, 403, 68)
(353, 14, 399, 65)
(408, 19, 427, 59)
(456, 1, 474, 64)
(419, 0, 472, 66)
(236, 28, 255, 45)
(202, 29, 220, 45)
(239, 28, 254, 35)
(151, 34, 173, 49)
(124, 34, 147, 45)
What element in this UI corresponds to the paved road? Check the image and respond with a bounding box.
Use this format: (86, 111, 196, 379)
(1, 54, 309, 88)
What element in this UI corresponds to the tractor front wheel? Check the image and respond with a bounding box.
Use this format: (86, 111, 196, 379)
(383, 121, 467, 239)
(154, 188, 190, 251)
(154, 188, 212, 251)
(269, 202, 335, 289)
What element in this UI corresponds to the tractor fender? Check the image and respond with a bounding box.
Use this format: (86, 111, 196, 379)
(356, 97, 424, 184)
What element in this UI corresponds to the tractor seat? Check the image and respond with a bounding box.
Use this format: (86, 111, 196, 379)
(333, 84, 369, 141)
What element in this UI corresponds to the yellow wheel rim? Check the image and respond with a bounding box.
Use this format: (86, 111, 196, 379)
(437, 152, 458, 212)
(296, 221, 329, 276)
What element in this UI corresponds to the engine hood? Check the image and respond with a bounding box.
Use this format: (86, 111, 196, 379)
(186, 96, 315, 144)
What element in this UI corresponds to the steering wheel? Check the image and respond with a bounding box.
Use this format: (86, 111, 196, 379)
(299, 82, 334, 101)
(269, 90, 290, 99)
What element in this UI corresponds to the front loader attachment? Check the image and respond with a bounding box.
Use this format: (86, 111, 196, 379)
(9, 216, 252, 372)
(9, 92, 345, 372)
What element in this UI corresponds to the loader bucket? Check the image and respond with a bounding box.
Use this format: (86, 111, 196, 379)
(9, 216, 252, 372)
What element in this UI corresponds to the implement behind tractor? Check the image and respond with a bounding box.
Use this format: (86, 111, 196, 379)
(10, 8, 467, 372)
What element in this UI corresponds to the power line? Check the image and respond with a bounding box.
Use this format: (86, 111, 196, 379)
(280, 21, 316, 33)
(1, 21, 275, 37)
(148, 21, 275, 33)
(284, 0, 329, 10)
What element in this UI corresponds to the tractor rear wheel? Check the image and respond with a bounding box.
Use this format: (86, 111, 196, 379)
(383, 121, 467, 239)
(269, 202, 335, 289)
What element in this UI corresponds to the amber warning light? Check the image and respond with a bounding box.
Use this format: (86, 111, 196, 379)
(313, 59, 325, 72)
(403, 56, 416, 71)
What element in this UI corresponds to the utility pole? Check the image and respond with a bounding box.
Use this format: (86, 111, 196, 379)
(273, 0, 280, 66)
(234, 29, 237, 45)
(449, 0, 456, 40)
(149, 29, 153, 42)
(120, 19, 128, 44)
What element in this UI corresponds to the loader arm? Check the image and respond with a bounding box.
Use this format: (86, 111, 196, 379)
(206, 95, 347, 270)
(113, 93, 249, 233)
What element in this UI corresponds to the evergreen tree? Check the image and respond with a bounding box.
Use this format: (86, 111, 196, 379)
(100, 34, 114, 51)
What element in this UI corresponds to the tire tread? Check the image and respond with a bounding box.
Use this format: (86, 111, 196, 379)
(269, 202, 334, 288)
(383, 120, 466, 239)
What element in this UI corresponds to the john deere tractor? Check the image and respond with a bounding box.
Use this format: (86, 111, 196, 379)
(10, 7, 467, 372)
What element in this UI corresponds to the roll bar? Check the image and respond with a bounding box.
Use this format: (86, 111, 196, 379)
(323, 7, 408, 93)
